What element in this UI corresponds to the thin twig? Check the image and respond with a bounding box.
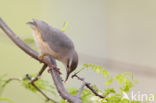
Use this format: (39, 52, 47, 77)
(73, 68, 85, 76)
(85, 84, 106, 98)
(2, 78, 21, 87)
(2, 76, 58, 103)
(31, 82, 57, 103)
(72, 74, 106, 99)
(26, 64, 59, 102)
(31, 64, 48, 83)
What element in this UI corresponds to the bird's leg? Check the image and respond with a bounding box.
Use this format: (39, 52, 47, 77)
(43, 59, 61, 74)
(30, 64, 47, 83)
(38, 53, 62, 74)
(38, 53, 49, 61)
(29, 53, 49, 83)
(46, 60, 61, 74)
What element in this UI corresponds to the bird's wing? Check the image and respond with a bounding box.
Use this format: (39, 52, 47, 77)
(31, 19, 74, 53)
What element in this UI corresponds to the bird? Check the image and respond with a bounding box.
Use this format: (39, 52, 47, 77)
(27, 19, 78, 81)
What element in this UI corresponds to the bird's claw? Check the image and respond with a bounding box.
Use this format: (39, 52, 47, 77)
(38, 54, 62, 74)
(48, 66, 61, 74)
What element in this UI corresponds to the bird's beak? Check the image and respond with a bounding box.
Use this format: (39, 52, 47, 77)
(64, 69, 70, 83)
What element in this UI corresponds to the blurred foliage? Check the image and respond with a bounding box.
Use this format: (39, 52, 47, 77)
(0, 97, 14, 103)
(0, 64, 150, 103)
(69, 64, 142, 103)
(22, 74, 56, 95)
(24, 38, 34, 44)
(61, 22, 69, 32)
(0, 74, 14, 103)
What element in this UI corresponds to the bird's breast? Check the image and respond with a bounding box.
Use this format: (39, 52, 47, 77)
(32, 28, 64, 61)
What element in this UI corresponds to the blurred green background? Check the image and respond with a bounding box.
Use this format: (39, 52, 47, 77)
(0, 0, 156, 103)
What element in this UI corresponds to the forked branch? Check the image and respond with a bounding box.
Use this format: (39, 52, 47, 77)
(72, 74, 106, 99)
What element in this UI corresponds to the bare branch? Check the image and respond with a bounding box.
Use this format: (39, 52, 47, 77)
(76, 81, 86, 99)
(86, 84, 106, 98)
(0, 18, 39, 61)
(0, 18, 81, 103)
(72, 74, 106, 99)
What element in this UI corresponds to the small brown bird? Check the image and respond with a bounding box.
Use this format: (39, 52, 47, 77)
(27, 19, 78, 81)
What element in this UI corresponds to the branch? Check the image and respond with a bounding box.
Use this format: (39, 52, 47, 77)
(30, 64, 48, 83)
(2, 76, 57, 103)
(32, 82, 56, 102)
(76, 81, 86, 99)
(72, 74, 106, 99)
(2, 78, 21, 88)
(0, 18, 81, 103)
(26, 74, 57, 103)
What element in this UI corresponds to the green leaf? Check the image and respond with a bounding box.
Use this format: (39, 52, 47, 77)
(95, 67, 101, 74)
(0, 97, 14, 103)
(115, 74, 125, 84)
(105, 88, 116, 94)
(89, 64, 96, 69)
(83, 64, 89, 69)
(121, 98, 130, 103)
(122, 78, 133, 92)
(62, 22, 69, 32)
(103, 69, 110, 79)
(105, 77, 114, 85)
(24, 38, 34, 44)
(67, 88, 78, 95)
(124, 72, 134, 80)
(131, 100, 141, 103)
(22, 74, 56, 95)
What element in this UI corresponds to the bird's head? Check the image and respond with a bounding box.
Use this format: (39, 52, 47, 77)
(64, 50, 78, 82)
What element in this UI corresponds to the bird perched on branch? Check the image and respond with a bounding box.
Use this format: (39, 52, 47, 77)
(27, 19, 78, 81)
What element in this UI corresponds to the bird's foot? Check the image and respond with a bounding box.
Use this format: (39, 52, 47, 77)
(48, 65, 61, 74)
(38, 54, 62, 74)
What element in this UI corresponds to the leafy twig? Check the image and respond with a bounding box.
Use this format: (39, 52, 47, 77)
(26, 74, 58, 103)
